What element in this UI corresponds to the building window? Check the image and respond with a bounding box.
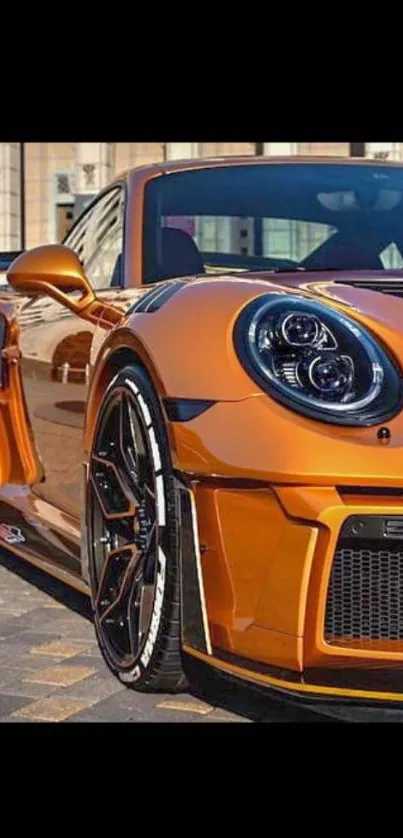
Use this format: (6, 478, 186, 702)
(52, 170, 75, 243)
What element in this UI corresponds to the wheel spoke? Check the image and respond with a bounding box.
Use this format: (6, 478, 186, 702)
(97, 544, 144, 622)
(129, 582, 155, 653)
(90, 463, 132, 520)
(91, 453, 143, 517)
(119, 391, 156, 505)
(144, 482, 156, 502)
(119, 393, 139, 479)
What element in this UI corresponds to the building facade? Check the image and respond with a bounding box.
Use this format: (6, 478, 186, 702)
(1, 142, 402, 251)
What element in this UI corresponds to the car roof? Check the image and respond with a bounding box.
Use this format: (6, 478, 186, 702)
(110, 154, 403, 191)
(153, 155, 403, 172)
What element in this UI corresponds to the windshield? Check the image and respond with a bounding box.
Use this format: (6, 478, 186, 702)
(142, 163, 403, 282)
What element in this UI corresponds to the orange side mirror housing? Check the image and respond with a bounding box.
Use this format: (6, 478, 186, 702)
(7, 245, 95, 312)
(7, 245, 123, 328)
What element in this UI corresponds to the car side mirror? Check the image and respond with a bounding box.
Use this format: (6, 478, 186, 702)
(7, 245, 123, 327)
(7, 244, 96, 311)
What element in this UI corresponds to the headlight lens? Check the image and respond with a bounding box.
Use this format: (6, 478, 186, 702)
(234, 294, 403, 426)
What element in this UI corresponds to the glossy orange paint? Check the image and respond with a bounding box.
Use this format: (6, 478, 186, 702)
(8, 245, 95, 305)
(192, 483, 318, 671)
(186, 482, 403, 675)
(0, 313, 40, 485)
(4, 155, 403, 708)
(100, 275, 403, 489)
(7, 245, 123, 328)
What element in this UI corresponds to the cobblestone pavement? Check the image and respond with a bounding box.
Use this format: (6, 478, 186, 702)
(0, 548, 334, 723)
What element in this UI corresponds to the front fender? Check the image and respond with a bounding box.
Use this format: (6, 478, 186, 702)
(84, 277, 270, 452)
(109, 278, 278, 401)
(86, 276, 403, 485)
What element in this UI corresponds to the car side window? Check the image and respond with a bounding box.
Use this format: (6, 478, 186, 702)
(63, 203, 96, 265)
(83, 187, 125, 290)
(64, 186, 125, 291)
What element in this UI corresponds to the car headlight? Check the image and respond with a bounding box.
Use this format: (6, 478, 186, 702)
(234, 294, 403, 426)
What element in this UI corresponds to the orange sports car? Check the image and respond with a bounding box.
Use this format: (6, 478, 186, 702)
(2, 155, 403, 714)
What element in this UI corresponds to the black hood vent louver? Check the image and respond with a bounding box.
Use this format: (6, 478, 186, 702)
(334, 278, 403, 299)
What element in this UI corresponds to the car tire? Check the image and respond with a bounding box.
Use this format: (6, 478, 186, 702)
(87, 362, 188, 693)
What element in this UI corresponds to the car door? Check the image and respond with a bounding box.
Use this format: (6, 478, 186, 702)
(19, 183, 127, 521)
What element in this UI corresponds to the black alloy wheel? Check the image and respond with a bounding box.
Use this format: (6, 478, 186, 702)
(87, 364, 187, 692)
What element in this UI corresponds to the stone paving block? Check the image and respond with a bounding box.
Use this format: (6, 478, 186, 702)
(134, 713, 208, 723)
(2, 607, 65, 632)
(65, 690, 151, 722)
(13, 696, 92, 722)
(1, 589, 49, 603)
(75, 644, 102, 659)
(29, 640, 90, 659)
(62, 653, 107, 671)
(63, 716, 109, 723)
(0, 677, 61, 700)
(60, 673, 126, 704)
(0, 609, 34, 619)
(3, 631, 65, 651)
(24, 665, 97, 687)
(0, 693, 35, 716)
(208, 708, 253, 722)
(42, 613, 93, 628)
(1, 651, 68, 671)
(0, 618, 33, 639)
(203, 712, 250, 723)
(42, 603, 65, 610)
(66, 706, 142, 723)
(133, 708, 224, 723)
(156, 698, 213, 715)
(40, 623, 95, 643)
(0, 667, 25, 690)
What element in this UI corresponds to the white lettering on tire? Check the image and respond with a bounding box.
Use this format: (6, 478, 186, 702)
(122, 377, 139, 396)
(125, 378, 152, 427)
(119, 547, 167, 683)
(155, 474, 166, 526)
(148, 427, 162, 472)
(124, 376, 166, 527)
(120, 665, 141, 683)
(140, 546, 166, 667)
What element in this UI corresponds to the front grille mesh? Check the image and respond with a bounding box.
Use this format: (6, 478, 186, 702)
(325, 542, 403, 642)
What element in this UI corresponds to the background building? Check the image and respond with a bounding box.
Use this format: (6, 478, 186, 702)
(0, 142, 402, 251)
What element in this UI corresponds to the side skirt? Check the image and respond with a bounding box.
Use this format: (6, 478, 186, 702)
(176, 478, 212, 656)
(0, 486, 89, 595)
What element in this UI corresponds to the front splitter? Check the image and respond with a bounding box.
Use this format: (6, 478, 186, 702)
(183, 644, 403, 716)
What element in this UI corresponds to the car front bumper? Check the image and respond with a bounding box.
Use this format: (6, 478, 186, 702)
(169, 392, 403, 708)
(181, 480, 403, 708)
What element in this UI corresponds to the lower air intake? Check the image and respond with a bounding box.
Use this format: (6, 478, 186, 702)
(325, 527, 403, 642)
